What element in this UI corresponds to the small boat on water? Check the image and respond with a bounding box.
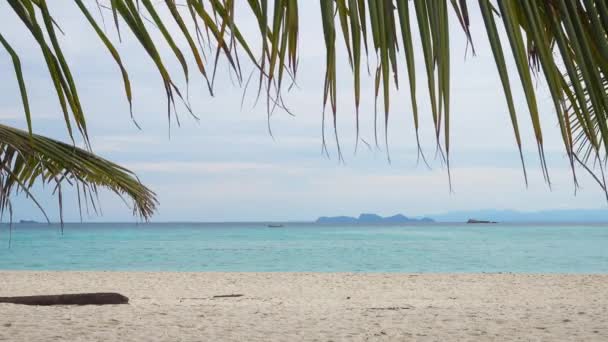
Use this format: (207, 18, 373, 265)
(466, 218, 498, 224)
(267, 224, 284, 228)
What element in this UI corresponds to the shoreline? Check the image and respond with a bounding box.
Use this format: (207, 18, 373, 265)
(2, 269, 608, 275)
(2, 272, 607, 341)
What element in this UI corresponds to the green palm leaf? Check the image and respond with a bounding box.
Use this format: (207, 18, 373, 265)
(0, 124, 157, 222)
(3, 0, 608, 219)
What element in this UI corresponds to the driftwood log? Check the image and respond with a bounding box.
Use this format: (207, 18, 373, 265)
(0, 293, 129, 306)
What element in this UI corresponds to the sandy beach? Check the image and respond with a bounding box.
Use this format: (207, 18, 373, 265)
(1, 272, 607, 341)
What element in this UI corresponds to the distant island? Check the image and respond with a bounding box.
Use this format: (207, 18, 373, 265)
(18, 220, 39, 224)
(315, 213, 434, 224)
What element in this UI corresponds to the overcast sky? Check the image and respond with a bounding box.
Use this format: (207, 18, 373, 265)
(1, 2, 606, 222)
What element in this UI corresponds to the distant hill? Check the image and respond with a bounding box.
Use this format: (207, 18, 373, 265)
(316, 213, 434, 224)
(314, 209, 608, 224)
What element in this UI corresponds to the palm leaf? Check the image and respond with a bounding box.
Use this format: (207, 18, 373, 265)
(0, 124, 157, 221)
(3, 0, 608, 220)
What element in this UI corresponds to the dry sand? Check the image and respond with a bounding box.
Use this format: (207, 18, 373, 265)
(1, 272, 607, 341)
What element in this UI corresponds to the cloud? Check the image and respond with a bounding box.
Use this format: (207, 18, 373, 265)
(0, 113, 21, 120)
(0, 112, 55, 121)
(84, 135, 162, 153)
(125, 161, 278, 174)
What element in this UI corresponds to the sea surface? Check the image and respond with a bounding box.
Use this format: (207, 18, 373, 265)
(1, 223, 607, 273)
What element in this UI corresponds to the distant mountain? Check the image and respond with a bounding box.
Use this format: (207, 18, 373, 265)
(430, 208, 608, 223)
(316, 213, 434, 224)
(315, 209, 608, 224)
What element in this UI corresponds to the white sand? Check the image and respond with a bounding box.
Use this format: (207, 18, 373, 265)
(1, 272, 607, 341)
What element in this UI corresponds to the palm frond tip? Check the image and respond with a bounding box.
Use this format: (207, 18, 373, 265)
(0, 124, 157, 221)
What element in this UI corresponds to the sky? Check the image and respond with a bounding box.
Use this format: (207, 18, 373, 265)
(0, 2, 606, 222)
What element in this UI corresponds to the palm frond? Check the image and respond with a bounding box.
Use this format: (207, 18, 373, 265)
(0, 124, 157, 222)
(3, 0, 608, 218)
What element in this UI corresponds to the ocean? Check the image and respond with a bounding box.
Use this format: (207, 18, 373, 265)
(1, 223, 607, 273)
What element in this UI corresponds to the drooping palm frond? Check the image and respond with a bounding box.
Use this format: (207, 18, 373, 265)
(270, 0, 608, 195)
(0, 124, 157, 222)
(2, 0, 608, 219)
(478, 0, 608, 191)
(565, 68, 608, 196)
(314, 0, 608, 193)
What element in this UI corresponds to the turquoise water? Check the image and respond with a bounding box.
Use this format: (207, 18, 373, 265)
(1, 223, 607, 273)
